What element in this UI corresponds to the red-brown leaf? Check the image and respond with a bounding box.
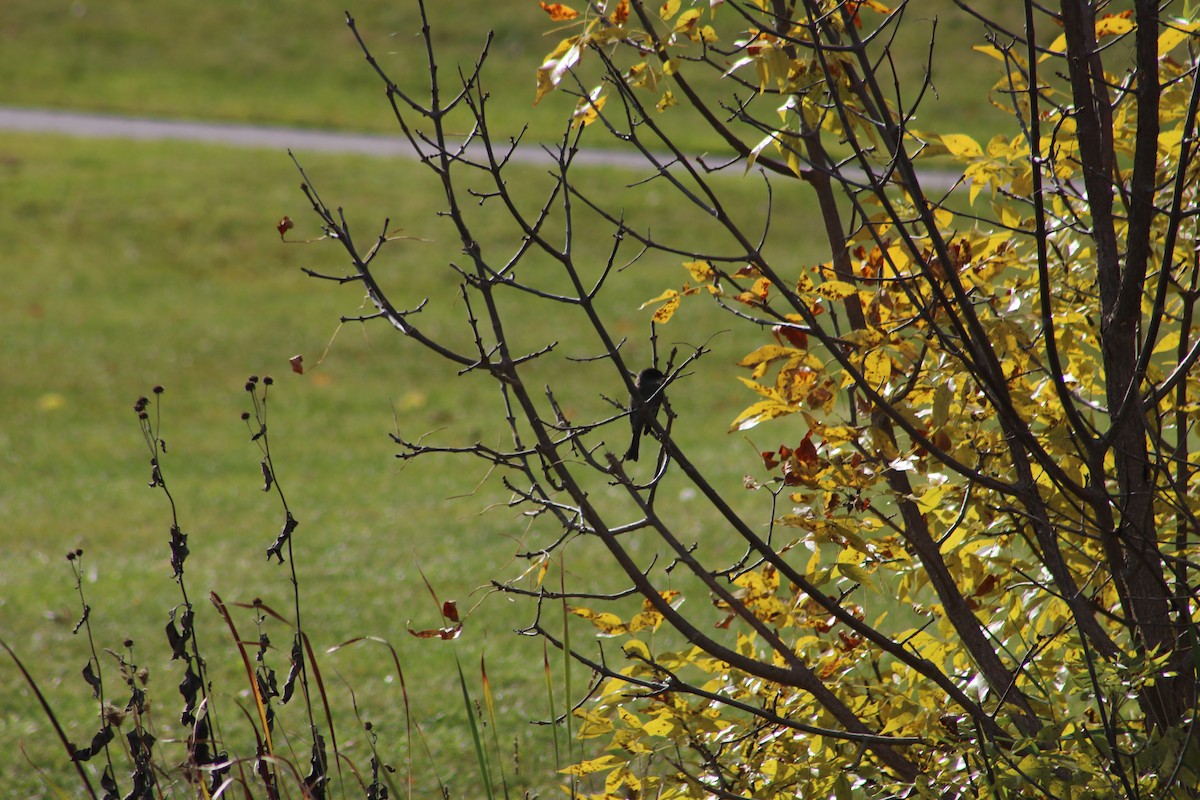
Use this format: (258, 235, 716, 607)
(277, 216, 294, 239)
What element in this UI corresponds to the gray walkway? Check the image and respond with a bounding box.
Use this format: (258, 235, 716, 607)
(0, 106, 659, 170)
(0, 105, 961, 188)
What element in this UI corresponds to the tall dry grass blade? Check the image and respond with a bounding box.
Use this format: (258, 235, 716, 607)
(2, 640, 99, 800)
(210, 593, 275, 757)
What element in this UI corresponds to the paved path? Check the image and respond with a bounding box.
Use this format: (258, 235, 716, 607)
(0, 105, 961, 188)
(0, 106, 662, 170)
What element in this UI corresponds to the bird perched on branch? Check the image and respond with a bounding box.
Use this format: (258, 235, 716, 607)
(625, 367, 666, 462)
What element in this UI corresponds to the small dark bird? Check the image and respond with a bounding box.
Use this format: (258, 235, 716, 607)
(625, 367, 666, 462)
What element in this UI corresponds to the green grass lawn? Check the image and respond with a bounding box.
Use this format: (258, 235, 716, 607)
(0, 129, 831, 795)
(1, 1, 1021, 148)
(0, 1, 1029, 794)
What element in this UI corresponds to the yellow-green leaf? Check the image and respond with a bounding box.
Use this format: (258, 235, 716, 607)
(837, 561, 875, 589)
(575, 710, 614, 738)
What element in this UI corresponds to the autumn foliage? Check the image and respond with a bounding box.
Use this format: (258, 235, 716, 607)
(298, 1, 1200, 797)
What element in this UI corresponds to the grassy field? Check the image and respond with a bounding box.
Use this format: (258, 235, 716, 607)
(0, 1, 1020, 147)
(0, 128, 828, 794)
(0, 1, 1024, 795)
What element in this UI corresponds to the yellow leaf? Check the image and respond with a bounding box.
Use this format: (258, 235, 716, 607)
(941, 517, 969, 552)
(1095, 14, 1134, 37)
(622, 640, 650, 660)
(535, 37, 582, 105)
(561, 754, 624, 776)
(1159, 22, 1200, 56)
(656, 90, 677, 112)
(659, 0, 681, 20)
(569, 605, 630, 635)
(539, 2, 579, 21)
(941, 133, 983, 159)
(972, 44, 1007, 62)
(734, 276, 771, 306)
(987, 134, 1019, 159)
(641, 288, 680, 323)
(932, 206, 954, 230)
(605, 766, 631, 794)
(932, 383, 952, 427)
(1159, 128, 1185, 154)
(1042, 32, 1068, 60)
(575, 710, 614, 737)
(738, 344, 799, 367)
(626, 62, 660, 93)
(683, 260, 714, 281)
(674, 8, 702, 33)
(736, 376, 775, 398)
(836, 561, 875, 589)
(840, 328, 884, 349)
(907, 630, 949, 668)
(914, 483, 947, 515)
(729, 399, 795, 431)
(1153, 329, 1180, 355)
(642, 715, 683, 737)
(628, 610, 664, 631)
(820, 425, 860, 444)
(815, 279, 858, 300)
(745, 132, 774, 173)
(785, 144, 802, 177)
(570, 87, 607, 129)
(964, 161, 997, 204)
(863, 350, 891, 386)
(641, 288, 677, 306)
